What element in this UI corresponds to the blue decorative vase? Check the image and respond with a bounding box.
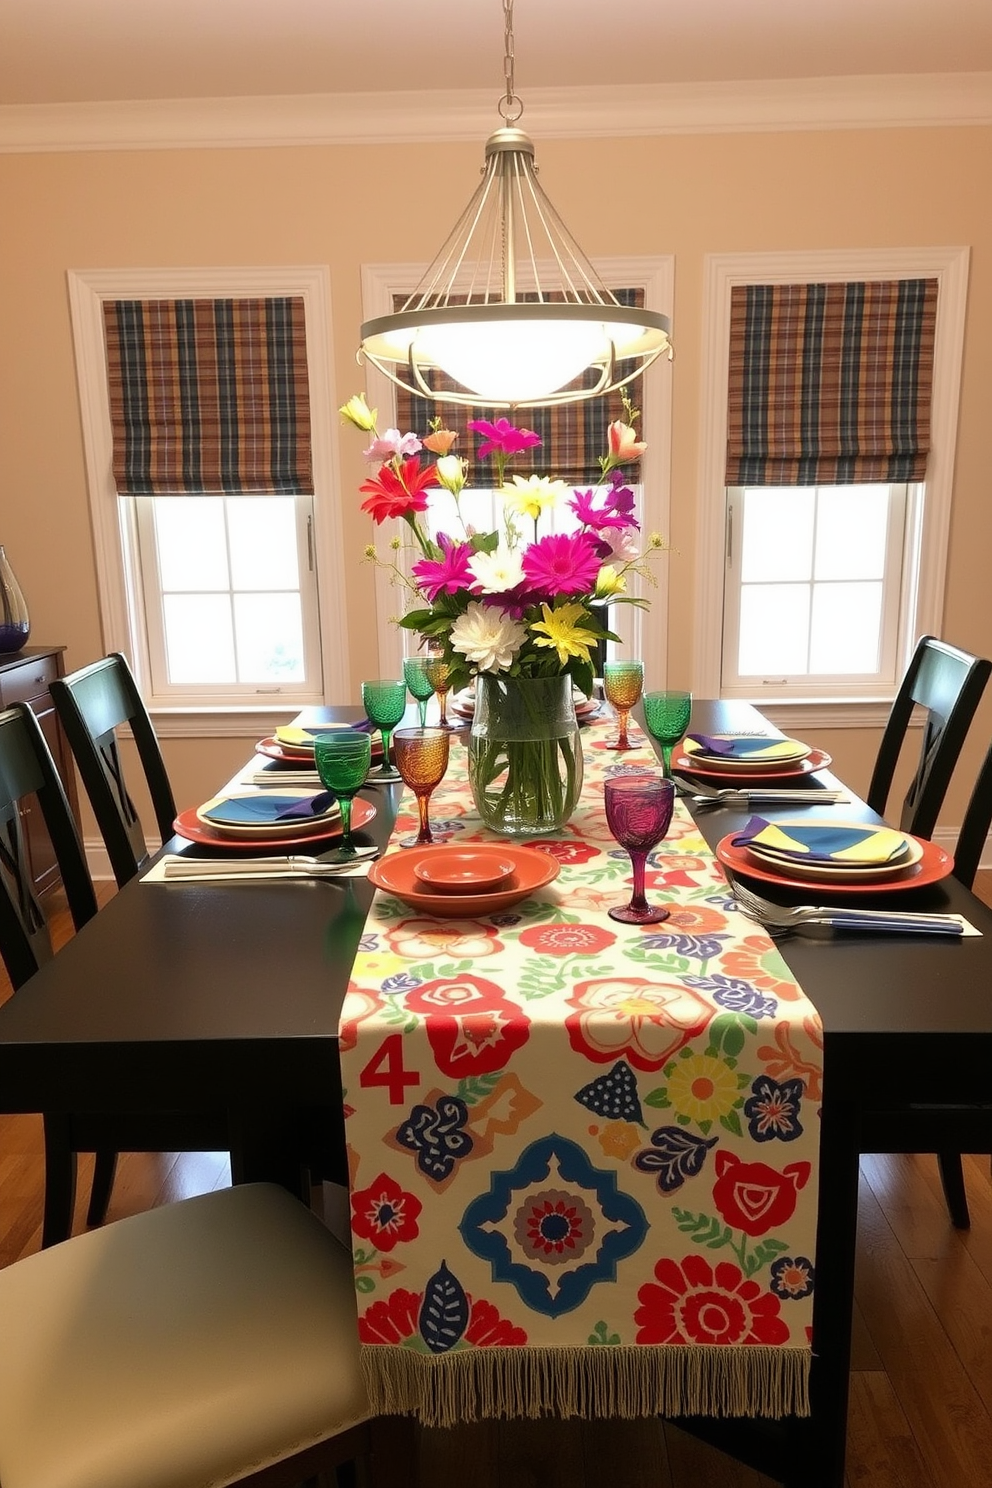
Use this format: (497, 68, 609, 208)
(0, 546, 30, 653)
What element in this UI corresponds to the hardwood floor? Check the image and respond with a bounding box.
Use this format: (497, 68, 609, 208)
(1, 877, 991, 1487)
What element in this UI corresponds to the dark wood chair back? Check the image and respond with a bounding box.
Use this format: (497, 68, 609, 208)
(951, 737, 992, 890)
(50, 652, 176, 887)
(0, 702, 97, 990)
(866, 635, 991, 839)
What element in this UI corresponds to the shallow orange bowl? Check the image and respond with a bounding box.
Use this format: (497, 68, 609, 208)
(413, 848, 517, 894)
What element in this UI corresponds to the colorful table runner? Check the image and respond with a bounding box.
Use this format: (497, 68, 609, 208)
(340, 720, 823, 1427)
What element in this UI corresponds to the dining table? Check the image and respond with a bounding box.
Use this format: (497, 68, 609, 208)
(0, 698, 990, 1488)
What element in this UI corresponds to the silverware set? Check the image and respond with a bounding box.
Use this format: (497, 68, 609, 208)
(160, 845, 379, 883)
(729, 875, 966, 938)
(673, 776, 849, 808)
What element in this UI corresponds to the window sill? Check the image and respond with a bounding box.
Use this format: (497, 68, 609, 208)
(147, 705, 326, 740)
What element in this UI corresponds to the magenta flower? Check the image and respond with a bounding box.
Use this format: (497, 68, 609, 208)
(521, 532, 603, 596)
(412, 532, 474, 601)
(568, 488, 632, 532)
(605, 477, 639, 525)
(468, 418, 541, 461)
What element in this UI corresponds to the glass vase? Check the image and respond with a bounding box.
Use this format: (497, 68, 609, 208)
(468, 674, 583, 837)
(0, 546, 30, 653)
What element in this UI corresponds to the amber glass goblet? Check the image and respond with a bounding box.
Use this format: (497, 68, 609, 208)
(423, 652, 458, 730)
(603, 660, 644, 751)
(393, 727, 451, 847)
(604, 773, 675, 924)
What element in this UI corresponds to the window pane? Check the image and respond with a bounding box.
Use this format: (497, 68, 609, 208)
(738, 584, 810, 674)
(814, 487, 888, 581)
(809, 582, 883, 673)
(163, 595, 236, 682)
(233, 593, 305, 682)
(741, 489, 814, 582)
(155, 500, 228, 590)
(228, 498, 299, 589)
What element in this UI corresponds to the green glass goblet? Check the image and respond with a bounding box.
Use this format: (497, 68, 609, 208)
(361, 679, 407, 781)
(603, 659, 644, 751)
(313, 731, 372, 859)
(643, 689, 693, 777)
(403, 656, 434, 728)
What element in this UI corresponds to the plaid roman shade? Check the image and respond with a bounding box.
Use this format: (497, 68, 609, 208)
(394, 288, 646, 487)
(103, 297, 313, 495)
(726, 279, 938, 486)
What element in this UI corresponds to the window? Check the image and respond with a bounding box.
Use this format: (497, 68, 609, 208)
(67, 267, 348, 731)
(695, 249, 969, 714)
(722, 482, 914, 697)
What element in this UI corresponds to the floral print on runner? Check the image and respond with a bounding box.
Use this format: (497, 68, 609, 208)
(340, 720, 822, 1426)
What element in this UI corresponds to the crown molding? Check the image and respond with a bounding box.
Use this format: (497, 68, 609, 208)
(2, 72, 992, 153)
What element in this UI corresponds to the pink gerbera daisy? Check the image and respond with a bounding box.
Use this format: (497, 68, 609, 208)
(521, 532, 603, 596)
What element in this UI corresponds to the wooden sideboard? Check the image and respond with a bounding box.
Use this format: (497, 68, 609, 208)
(0, 646, 81, 899)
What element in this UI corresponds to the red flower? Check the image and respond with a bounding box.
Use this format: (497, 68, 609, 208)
(350, 1171, 422, 1253)
(426, 1004, 531, 1078)
(358, 1287, 423, 1344)
(405, 974, 507, 1017)
(635, 1253, 788, 1346)
(465, 1297, 528, 1346)
(359, 456, 435, 524)
(528, 839, 600, 865)
(518, 923, 617, 957)
(710, 1150, 811, 1237)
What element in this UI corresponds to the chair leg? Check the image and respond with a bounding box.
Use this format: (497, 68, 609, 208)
(937, 1150, 971, 1228)
(41, 1113, 78, 1248)
(85, 1149, 119, 1228)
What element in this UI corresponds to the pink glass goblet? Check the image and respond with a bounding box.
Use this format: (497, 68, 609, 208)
(604, 774, 676, 924)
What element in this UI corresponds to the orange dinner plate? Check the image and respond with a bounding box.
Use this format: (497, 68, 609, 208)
(173, 796, 376, 851)
(716, 830, 953, 895)
(369, 842, 560, 917)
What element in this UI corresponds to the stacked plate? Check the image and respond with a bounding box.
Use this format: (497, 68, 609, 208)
(368, 842, 560, 918)
(173, 791, 377, 851)
(733, 818, 919, 882)
(196, 790, 341, 840)
(450, 687, 600, 723)
(675, 733, 831, 781)
(256, 723, 382, 764)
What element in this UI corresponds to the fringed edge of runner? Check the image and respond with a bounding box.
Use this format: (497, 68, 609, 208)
(360, 1344, 811, 1428)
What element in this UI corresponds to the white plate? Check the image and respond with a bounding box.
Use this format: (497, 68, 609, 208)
(744, 834, 923, 883)
(683, 734, 811, 771)
(195, 790, 340, 839)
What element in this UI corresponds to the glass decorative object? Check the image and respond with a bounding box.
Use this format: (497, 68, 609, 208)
(468, 674, 583, 837)
(0, 547, 30, 653)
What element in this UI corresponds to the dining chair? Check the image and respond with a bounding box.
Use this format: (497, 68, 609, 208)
(0, 1181, 371, 1488)
(864, 736, 992, 1230)
(866, 634, 991, 840)
(0, 699, 229, 1247)
(50, 651, 176, 888)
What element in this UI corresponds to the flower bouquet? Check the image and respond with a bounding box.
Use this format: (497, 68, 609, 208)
(341, 391, 665, 834)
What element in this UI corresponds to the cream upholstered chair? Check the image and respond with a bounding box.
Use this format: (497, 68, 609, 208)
(0, 1183, 371, 1488)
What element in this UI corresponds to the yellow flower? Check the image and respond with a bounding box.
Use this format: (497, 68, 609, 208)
(594, 564, 626, 598)
(339, 393, 377, 431)
(530, 601, 595, 666)
(666, 1053, 742, 1125)
(501, 475, 568, 522)
(596, 1121, 642, 1160)
(435, 454, 467, 496)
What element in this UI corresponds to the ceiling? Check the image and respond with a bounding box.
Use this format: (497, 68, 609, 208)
(2, 0, 992, 108)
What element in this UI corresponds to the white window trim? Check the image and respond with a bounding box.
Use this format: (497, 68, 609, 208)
(66, 265, 350, 736)
(695, 246, 970, 728)
(358, 256, 675, 688)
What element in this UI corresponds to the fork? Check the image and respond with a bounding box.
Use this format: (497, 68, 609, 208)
(729, 875, 966, 936)
(674, 777, 848, 808)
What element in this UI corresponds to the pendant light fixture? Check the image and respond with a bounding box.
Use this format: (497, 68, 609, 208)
(358, 0, 672, 410)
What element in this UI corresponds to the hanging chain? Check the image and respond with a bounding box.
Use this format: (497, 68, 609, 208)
(498, 0, 524, 123)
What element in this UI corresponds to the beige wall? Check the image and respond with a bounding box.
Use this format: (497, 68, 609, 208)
(2, 122, 992, 843)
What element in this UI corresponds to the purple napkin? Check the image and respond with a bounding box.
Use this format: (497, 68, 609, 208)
(275, 790, 336, 821)
(685, 733, 738, 756)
